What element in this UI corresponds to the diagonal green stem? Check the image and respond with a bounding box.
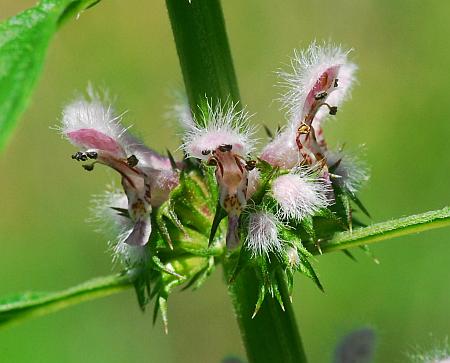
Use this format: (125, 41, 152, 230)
(0, 209, 448, 329)
(0, 270, 136, 328)
(316, 206, 450, 254)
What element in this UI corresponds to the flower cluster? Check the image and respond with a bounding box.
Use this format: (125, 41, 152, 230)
(59, 41, 370, 318)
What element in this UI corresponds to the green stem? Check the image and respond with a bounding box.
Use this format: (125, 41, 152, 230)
(165, 0, 240, 119)
(317, 206, 450, 254)
(0, 208, 448, 329)
(166, 1, 308, 362)
(0, 271, 135, 328)
(225, 265, 308, 363)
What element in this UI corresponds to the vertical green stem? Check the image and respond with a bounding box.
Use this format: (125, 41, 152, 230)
(166, 1, 308, 362)
(225, 264, 308, 363)
(165, 0, 240, 119)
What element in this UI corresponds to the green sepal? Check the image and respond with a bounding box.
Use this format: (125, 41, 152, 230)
(279, 228, 323, 291)
(342, 249, 357, 262)
(359, 244, 380, 264)
(228, 247, 252, 284)
(170, 171, 213, 235)
(209, 200, 227, 246)
(298, 254, 324, 292)
(248, 160, 278, 205)
(349, 193, 371, 219)
(132, 267, 151, 311)
(151, 255, 184, 279)
(110, 207, 130, 218)
(155, 201, 185, 250)
(150, 255, 210, 330)
(252, 283, 267, 319)
(263, 124, 274, 139)
(182, 256, 216, 291)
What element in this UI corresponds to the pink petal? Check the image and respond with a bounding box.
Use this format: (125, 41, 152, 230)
(67, 128, 124, 156)
(302, 65, 340, 123)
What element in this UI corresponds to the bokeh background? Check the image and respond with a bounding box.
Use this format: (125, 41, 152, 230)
(1, 1, 449, 362)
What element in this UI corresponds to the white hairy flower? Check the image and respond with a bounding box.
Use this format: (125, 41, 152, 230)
(279, 41, 357, 128)
(181, 101, 256, 159)
(272, 169, 330, 220)
(61, 87, 179, 248)
(180, 100, 257, 249)
(246, 212, 283, 257)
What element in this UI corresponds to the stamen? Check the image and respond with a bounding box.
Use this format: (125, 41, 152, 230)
(72, 151, 88, 161)
(86, 151, 98, 159)
(127, 155, 139, 167)
(82, 163, 96, 171)
(201, 149, 211, 156)
(322, 103, 338, 115)
(207, 157, 218, 166)
(334, 78, 339, 87)
(218, 144, 233, 152)
(245, 160, 257, 171)
(314, 91, 328, 100)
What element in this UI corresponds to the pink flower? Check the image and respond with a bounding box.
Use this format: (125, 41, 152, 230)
(262, 41, 357, 170)
(180, 101, 257, 248)
(61, 89, 178, 249)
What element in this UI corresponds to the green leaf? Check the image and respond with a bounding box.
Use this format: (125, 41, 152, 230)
(0, 271, 135, 328)
(0, 0, 101, 150)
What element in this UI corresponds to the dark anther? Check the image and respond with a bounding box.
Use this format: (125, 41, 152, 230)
(201, 149, 211, 156)
(82, 164, 95, 171)
(127, 155, 139, 167)
(207, 158, 218, 166)
(328, 106, 338, 115)
(218, 144, 233, 152)
(245, 160, 257, 171)
(314, 91, 328, 100)
(86, 151, 98, 159)
(72, 151, 87, 161)
(334, 78, 339, 88)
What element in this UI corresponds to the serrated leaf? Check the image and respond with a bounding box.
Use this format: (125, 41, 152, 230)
(0, 0, 101, 150)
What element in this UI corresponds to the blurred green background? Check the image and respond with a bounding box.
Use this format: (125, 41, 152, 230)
(1, 1, 449, 362)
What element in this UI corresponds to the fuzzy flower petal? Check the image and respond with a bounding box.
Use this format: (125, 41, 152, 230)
(279, 41, 357, 128)
(181, 101, 256, 159)
(180, 100, 257, 249)
(61, 90, 179, 248)
(272, 169, 330, 220)
(246, 212, 283, 257)
(260, 126, 299, 169)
